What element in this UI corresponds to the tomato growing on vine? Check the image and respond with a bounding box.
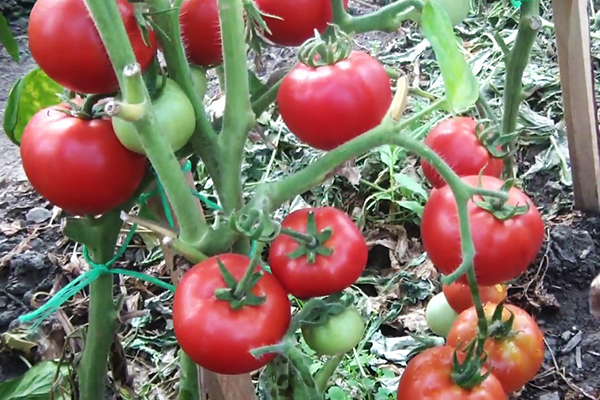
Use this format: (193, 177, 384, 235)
(446, 303, 545, 394)
(421, 117, 503, 189)
(421, 175, 545, 286)
(278, 50, 392, 151)
(268, 207, 368, 299)
(180, 0, 223, 66)
(173, 254, 291, 375)
(20, 103, 147, 216)
(443, 282, 508, 314)
(301, 307, 364, 355)
(28, 0, 157, 94)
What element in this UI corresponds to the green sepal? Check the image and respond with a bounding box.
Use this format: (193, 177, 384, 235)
(450, 340, 491, 389)
(487, 303, 516, 339)
(217, 258, 238, 289)
(472, 177, 531, 221)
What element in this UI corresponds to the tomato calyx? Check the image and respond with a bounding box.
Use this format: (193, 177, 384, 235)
(476, 120, 519, 158)
(472, 177, 531, 221)
(297, 25, 352, 67)
(214, 257, 267, 309)
(450, 340, 492, 389)
(56, 93, 112, 120)
(487, 302, 516, 340)
(280, 211, 334, 263)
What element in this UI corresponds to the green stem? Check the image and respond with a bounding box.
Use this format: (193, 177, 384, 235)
(65, 212, 125, 400)
(217, 0, 256, 215)
(178, 350, 199, 400)
(500, 0, 541, 176)
(314, 355, 344, 393)
(80, 94, 108, 118)
(332, 0, 424, 33)
(280, 228, 318, 247)
(465, 266, 488, 356)
(233, 242, 265, 298)
(475, 90, 497, 124)
(84, 0, 208, 246)
(251, 79, 283, 117)
(146, 0, 223, 198)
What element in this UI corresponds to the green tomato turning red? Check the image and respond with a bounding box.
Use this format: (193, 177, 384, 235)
(112, 78, 196, 154)
(301, 308, 365, 355)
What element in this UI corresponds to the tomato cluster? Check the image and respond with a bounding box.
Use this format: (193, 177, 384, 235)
(173, 207, 368, 373)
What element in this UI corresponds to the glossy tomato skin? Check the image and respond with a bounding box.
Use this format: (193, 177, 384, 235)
(421, 175, 545, 286)
(268, 207, 368, 299)
(301, 308, 364, 355)
(443, 282, 508, 314)
(421, 117, 503, 189)
(28, 0, 157, 94)
(20, 105, 147, 216)
(447, 303, 545, 394)
(397, 346, 507, 400)
(173, 254, 291, 375)
(112, 78, 196, 154)
(278, 51, 392, 151)
(180, 0, 222, 66)
(255, 0, 349, 47)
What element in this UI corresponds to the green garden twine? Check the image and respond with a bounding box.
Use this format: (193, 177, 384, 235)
(18, 160, 256, 328)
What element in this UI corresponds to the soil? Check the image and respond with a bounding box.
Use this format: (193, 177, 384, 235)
(0, 1, 599, 400)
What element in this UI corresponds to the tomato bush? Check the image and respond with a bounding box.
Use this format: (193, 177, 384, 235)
(446, 303, 545, 394)
(255, 0, 349, 47)
(443, 282, 508, 314)
(421, 175, 545, 286)
(301, 307, 364, 355)
(268, 207, 368, 299)
(425, 292, 459, 337)
(173, 254, 291, 375)
(20, 104, 147, 216)
(180, 0, 223, 66)
(396, 346, 507, 399)
(277, 51, 392, 151)
(421, 117, 503, 188)
(28, 0, 157, 94)
(112, 78, 196, 154)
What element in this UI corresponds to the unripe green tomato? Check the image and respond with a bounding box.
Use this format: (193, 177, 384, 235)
(189, 66, 208, 99)
(426, 292, 459, 337)
(429, 0, 471, 27)
(301, 308, 365, 356)
(112, 78, 196, 154)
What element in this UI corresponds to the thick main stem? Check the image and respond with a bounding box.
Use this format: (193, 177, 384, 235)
(178, 350, 200, 400)
(84, 0, 207, 246)
(146, 0, 223, 200)
(501, 0, 540, 175)
(217, 0, 256, 215)
(314, 355, 344, 393)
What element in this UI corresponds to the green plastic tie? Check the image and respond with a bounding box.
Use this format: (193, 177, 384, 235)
(511, 0, 530, 8)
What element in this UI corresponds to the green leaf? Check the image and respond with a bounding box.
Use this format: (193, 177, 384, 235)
(393, 200, 424, 217)
(393, 173, 428, 199)
(420, 0, 479, 111)
(0, 360, 69, 399)
(0, 13, 19, 62)
(248, 69, 268, 102)
(326, 386, 349, 400)
(3, 67, 63, 145)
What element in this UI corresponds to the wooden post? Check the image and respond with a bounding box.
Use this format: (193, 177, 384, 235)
(552, 0, 600, 212)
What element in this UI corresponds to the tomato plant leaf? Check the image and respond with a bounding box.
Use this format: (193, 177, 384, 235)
(3, 67, 63, 145)
(0, 13, 19, 62)
(420, 0, 479, 111)
(0, 360, 69, 399)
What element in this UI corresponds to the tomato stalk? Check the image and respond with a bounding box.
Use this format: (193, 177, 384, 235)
(84, 0, 208, 247)
(314, 355, 344, 393)
(62, 211, 128, 400)
(146, 0, 223, 200)
(217, 0, 256, 215)
(500, 0, 541, 176)
(331, 0, 423, 33)
(251, 78, 284, 117)
(178, 348, 200, 400)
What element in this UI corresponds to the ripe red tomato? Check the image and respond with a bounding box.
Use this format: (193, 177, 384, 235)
(443, 282, 508, 314)
(277, 51, 392, 151)
(180, 0, 223, 66)
(396, 346, 507, 399)
(447, 303, 545, 394)
(255, 0, 349, 47)
(20, 105, 147, 216)
(268, 207, 368, 299)
(421, 117, 503, 189)
(28, 0, 157, 94)
(421, 175, 545, 286)
(173, 253, 291, 375)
